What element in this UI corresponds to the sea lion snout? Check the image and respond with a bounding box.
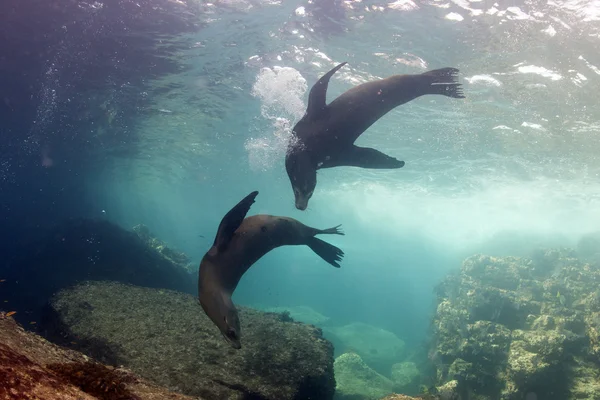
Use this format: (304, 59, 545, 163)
(221, 310, 242, 349)
(293, 184, 314, 210)
(286, 147, 318, 210)
(294, 192, 310, 210)
(222, 328, 242, 349)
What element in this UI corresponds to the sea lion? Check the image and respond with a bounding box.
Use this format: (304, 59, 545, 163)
(198, 190, 344, 349)
(285, 62, 465, 210)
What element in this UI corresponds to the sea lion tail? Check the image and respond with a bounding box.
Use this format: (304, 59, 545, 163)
(421, 67, 465, 99)
(318, 224, 345, 235)
(306, 237, 344, 268)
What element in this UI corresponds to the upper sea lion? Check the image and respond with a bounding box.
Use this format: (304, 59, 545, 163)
(285, 62, 465, 210)
(198, 190, 344, 349)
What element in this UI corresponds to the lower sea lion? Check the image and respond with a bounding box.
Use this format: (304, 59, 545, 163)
(198, 190, 344, 349)
(285, 62, 465, 210)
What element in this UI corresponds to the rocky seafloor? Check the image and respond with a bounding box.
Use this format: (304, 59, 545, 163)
(1, 307, 432, 400)
(41, 281, 336, 400)
(0, 312, 197, 400)
(4, 217, 599, 400)
(429, 247, 600, 400)
(1, 218, 427, 400)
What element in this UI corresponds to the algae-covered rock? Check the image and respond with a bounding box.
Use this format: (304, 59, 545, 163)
(504, 339, 552, 388)
(333, 352, 394, 400)
(502, 328, 583, 398)
(0, 312, 197, 400)
(431, 249, 600, 400)
(577, 231, 600, 264)
(132, 223, 195, 273)
(380, 394, 435, 400)
(255, 304, 331, 326)
(42, 281, 335, 400)
(459, 321, 512, 365)
(570, 359, 600, 400)
(446, 358, 474, 386)
(528, 314, 555, 330)
(435, 380, 458, 400)
(324, 322, 405, 374)
(390, 362, 420, 395)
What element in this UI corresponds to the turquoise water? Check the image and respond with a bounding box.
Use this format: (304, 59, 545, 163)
(74, 0, 600, 351)
(4, 0, 599, 394)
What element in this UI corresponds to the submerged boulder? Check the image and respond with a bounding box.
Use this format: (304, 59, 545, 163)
(390, 362, 421, 395)
(333, 352, 394, 400)
(41, 281, 336, 400)
(132, 223, 195, 273)
(1, 218, 196, 328)
(324, 322, 405, 375)
(380, 395, 443, 400)
(0, 312, 197, 400)
(254, 304, 331, 326)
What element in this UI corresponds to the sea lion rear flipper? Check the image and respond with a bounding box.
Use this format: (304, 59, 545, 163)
(421, 67, 465, 99)
(318, 224, 344, 235)
(306, 61, 348, 119)
(306, 237, 344, 268)
(213, 191, 259, 252)
(329, 145, 405, 169)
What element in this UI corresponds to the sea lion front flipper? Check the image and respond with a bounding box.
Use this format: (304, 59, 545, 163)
(325, 145, 405, 169)
(213, 191, 259, 252)
(306, 237, 344, 268)
(306, 61, 348, 119)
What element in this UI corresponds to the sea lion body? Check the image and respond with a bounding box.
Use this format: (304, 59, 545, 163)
(200, 215, 321, 295)
(198, 191, 344, 349)
(285, 62, 465, 210)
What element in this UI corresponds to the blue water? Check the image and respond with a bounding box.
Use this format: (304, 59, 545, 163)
(2, 0, 600, 374)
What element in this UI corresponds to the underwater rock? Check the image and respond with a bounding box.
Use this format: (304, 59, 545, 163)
(324, 322, 405, 375)
(446, 358, 474, 386)
(505, 339, 553, 387)
(132, 224, 195, 273)
(576, 231, 600, 265)
(253, 304, 331, 326)
(333, 352, 394, 400)
(570, 359, 600, 400)
(1, 218, 195, 327)
(435, 380, 459, 400)
(0, 312, 197, 400)
(390, 362, 421, 395)
(380, 396, 438, 400)
(431, 249, 600, 400)
(41, 281, 336, 400)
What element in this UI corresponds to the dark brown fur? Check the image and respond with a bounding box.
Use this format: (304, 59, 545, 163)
(200, 215, 327, 295)
(197, 191, 343, 348)
(285, 62, 465, 210)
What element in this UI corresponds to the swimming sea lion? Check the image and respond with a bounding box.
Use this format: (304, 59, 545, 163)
(285, 62, 465, 210)
(198, 190, 344, 349)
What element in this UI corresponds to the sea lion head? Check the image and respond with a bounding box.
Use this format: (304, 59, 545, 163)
(200, 288, 242, 349)
(285, 148, 316, 210)
(220, 306, 241, 349)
